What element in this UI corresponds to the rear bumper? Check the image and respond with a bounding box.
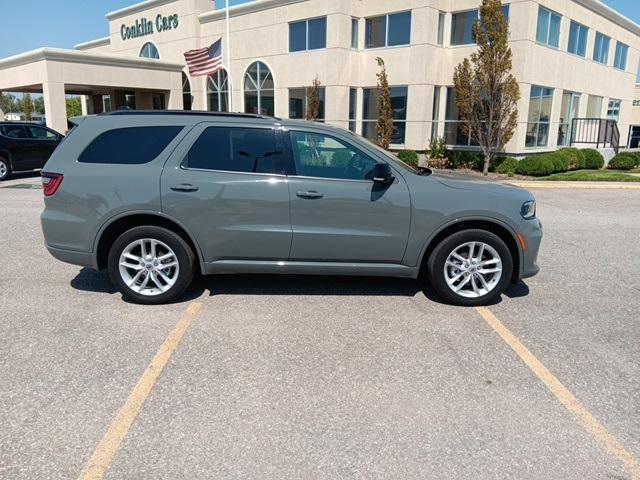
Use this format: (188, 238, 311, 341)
(518, 218, 542, 280)
(45, 244, 97, 269)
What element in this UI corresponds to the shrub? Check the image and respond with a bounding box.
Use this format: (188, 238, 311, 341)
(397, 149, 419, 166)
(557, 148, 586, 170)
(581, 149, 605, 169)
(448, 150, 482, 169)
(516, 154, 557, 177)
(608, 152, 638, 170)
(548, 152, 570, 173)
(495, 157, 519, 175)
(428, 136, 447, 161)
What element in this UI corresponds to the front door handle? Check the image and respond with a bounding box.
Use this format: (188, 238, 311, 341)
(170, 183, 199, 192)
(296, 190, 324, 199)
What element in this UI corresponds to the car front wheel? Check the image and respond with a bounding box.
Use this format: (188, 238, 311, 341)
(427, 229, 513, 306)
(107, 226, 195, 305)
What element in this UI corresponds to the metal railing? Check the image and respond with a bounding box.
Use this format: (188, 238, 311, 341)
(570, 118, 620, 153)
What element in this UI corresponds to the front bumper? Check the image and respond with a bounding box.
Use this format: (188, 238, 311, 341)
(518, 218, 542, 280)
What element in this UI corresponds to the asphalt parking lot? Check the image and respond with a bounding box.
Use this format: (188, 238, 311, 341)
(1, 172, 639, 480)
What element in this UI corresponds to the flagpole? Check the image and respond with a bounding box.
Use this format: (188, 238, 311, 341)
(225, 0, 233, 111)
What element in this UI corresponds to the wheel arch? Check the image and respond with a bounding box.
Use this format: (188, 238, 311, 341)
(94, 212, 203, 271)
(0, 149, 12, 165)
(419, 218, 521, 282)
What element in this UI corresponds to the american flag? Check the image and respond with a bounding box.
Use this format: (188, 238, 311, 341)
(184, 39, 223, 76)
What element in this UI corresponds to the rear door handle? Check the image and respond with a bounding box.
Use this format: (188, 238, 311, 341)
(296, 190, 324, 199)
(170, 183, 199, 192)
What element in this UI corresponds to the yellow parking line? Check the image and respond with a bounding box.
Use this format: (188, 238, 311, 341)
(77, 302, 203, 480)
(476, 306, 640, 480)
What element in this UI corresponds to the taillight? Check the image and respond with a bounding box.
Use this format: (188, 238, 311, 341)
(41, 172, 63, 196)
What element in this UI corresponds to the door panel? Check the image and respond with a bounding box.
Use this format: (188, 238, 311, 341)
(0, 125, 32, 170)
(286, 130, 411, 263)
(24, 126, 59, 168)
(160, 124, 291, 262)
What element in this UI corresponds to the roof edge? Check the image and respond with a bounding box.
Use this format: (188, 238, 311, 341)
(74, 37, 111, 51)
(0, 47, 185, 72)
(199, 0, 306, 23)
(106, 0, 179, 20)
(574, 0, 640, 37)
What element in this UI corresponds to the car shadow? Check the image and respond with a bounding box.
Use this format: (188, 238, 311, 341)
(4, 170, 42, 181)
(70, 268, 530, 306)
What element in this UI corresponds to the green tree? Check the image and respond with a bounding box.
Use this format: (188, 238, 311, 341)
(305, 76, 322, 121)
(453, 0, 520, 175)
(66, 97, 82, 118)
(0, 92, 15, 113)
(375, 57, 394, 150)
(33, 96, 45, 115)
(23, 93, 34, 121)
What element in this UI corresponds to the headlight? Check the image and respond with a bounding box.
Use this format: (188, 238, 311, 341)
(520, 200, 536, 219)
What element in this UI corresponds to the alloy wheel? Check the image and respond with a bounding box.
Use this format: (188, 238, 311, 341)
(118, 238, 179, 296)
(443, 241, 502, 298)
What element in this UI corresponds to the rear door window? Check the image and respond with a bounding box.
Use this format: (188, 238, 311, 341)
(78, 126, 183, 164)
(184, 127, 282, 174)
(1, 125, 28, 139)
(26, 126, 58, 140)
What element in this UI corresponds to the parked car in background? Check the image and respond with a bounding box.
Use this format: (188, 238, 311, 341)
(0, 122, 64, 180)
(40, 111, 542, 306)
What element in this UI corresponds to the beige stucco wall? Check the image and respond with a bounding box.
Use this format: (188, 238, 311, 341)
(68, 0, 640, 151)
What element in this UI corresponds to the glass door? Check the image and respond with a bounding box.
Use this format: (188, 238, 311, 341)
(558, 91, 581, 146)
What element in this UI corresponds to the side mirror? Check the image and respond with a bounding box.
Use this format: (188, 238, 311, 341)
(370, 163, 395, 184)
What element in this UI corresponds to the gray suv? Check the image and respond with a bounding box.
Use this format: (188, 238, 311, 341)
(41, 111, 541, 306)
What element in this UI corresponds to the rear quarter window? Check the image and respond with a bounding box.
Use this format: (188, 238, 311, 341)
(78, 126, 183, 164)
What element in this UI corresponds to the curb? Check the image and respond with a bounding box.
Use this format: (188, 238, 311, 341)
(508, 181, 640, 190)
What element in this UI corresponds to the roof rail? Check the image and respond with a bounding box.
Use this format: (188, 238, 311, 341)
(101, 110, 280, 121)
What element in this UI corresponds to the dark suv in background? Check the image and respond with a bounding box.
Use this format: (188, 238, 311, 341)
(0, 122, 63, 180)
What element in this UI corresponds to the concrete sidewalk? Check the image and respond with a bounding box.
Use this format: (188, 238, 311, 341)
(508, 181, 640, 189)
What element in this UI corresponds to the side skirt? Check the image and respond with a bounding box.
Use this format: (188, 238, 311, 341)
(201, 260, 419, 279)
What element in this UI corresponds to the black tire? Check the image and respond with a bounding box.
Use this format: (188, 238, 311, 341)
(0, 157, 11, 181)
(426, 229, 513, 307)
(107, 226, 195, 305)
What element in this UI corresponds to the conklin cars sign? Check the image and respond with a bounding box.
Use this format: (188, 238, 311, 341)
(121, 14, 179, 40)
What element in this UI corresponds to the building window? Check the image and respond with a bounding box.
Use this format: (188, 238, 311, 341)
(607, 99, 621, 121)
(567, 21, 588, 57)
(536, 6, 561, 48)
(289, 87, 325, 120)
(244, 61, 274, 116)
(593, 32, 610, 64)
(139, 42, 160, 59)
(362, 86, 408, 145)
(526, 85, 554, 148)
(207, 69, 229, 112)
(451, 6, 508, 46)
(558, 91, 580, 146)
(431, 86, 441, 140)
(451, 10, 478, 46)
(102, 95, 112, 112)
(636, 61, 640, 84)
(437, 12, 445, 46)
(365, 11, 411, 48)
(349, 88, 357, 133)
(613, 42, 628, 70)
(182, 72, 192, 111)
(289, 17, 327, 52)
(351, 18, 359, 48)
(444, 87, 477, 146)
(586, 95, 603, 118)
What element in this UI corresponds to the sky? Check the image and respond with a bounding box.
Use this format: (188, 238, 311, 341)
(0, 0, 638, 59)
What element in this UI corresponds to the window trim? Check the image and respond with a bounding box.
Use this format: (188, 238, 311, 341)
(525, 85, 555, 149)
(613, 41, 629, 71)
(288, 16, 327, 53)
(592, 31, 610, 65)
(567, 20, 588, 57)
(364, 10, 412, 49)
(351, 17, 359, 49)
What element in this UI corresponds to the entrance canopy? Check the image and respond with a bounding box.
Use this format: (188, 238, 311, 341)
(0, 48, 184, 132)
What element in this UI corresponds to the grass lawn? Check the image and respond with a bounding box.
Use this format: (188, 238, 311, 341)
(541, 169, 640, 182)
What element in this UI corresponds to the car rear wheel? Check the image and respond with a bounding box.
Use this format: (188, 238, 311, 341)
(427, 229, 513, 307)
(107, 226, 195, 305)
(0, 158, 11, 181)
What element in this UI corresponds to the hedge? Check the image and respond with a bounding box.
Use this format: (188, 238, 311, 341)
(556, 148, 586, 170)
(608, 152, 639, 170)
(581, 149, 605, 169)
(516, 154, 558, 176)
(494, 157, 519, 175)
(397, 149, 419, 167)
